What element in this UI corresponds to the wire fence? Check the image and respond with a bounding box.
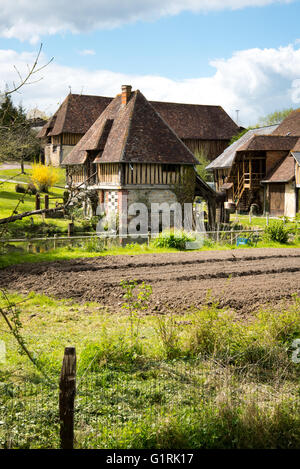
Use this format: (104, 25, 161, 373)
(0, 228, 264, 255)
(1, 351, 299, 449)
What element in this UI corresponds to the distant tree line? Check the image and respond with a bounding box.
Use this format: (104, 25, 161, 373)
(229, 107, 295, 146)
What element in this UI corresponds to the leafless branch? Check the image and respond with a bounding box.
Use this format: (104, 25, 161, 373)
(0, 172, 96, 232)
(0, 205, 65, 225)
(3, 43, 54, 97)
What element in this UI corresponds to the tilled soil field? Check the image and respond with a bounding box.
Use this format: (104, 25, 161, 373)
(1, 248, 300, 314)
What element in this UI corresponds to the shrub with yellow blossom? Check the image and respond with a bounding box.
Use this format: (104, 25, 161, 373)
(31, 163, 59, 193)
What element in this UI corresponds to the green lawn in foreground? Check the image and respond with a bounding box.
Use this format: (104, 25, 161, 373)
(0, 289, 299, 449)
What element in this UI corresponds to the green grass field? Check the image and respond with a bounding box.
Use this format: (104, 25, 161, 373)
(1, 238, 300, 269)
(0, 289, 299, 449)
(230, 212, 299, 230)
(1, 169, 299, 448)
(0, 182, 65, 218)
(0, 167, 67, 232)
(0, 181, 71, 238)
(0, 167, 66, 187)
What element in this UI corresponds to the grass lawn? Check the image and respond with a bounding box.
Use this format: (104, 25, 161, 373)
(0, 178, 96, 238)
(0, 167, 66, 187)
(0, 182, 65, 218)
(0, 181, 71, 237)
(1, 238, 300, 269)
(0, 289, 299, 449)
(230, 212, 299, 230)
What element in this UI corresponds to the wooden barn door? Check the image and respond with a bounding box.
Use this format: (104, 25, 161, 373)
(269, 184, 285, 216)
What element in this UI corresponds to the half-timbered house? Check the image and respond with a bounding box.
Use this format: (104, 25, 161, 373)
(207, 110, 300, 218)
(62, 85, 220, 228)
(38, 92, 239, 167)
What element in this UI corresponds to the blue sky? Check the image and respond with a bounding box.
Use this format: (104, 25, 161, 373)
(1, 0, 300, 126)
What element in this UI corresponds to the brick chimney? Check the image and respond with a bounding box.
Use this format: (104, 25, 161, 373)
(121, 85, 132, 106)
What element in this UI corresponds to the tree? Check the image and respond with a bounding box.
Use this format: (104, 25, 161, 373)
(0, 44, 56, 238)
(0, 44, 53, 171)
(0, 93, 23, 126)
(0, 94, 41, 170)
(1, 43, 53, 97)
(194, 149, 213, 182)
(229, 127, 254, 145)
(257, 108, 294, 127)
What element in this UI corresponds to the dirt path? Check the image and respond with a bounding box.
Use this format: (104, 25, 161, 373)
(1, 248, 300, 314)
(0, 162, 31, 170)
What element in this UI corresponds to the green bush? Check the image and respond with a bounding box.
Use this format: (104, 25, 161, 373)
(81, 238, 106, 253)
(254, 303, 300, 345)
(152, 230, 195, 250)
(202, 237, 216, 248)
(15, 183, 27, 193)
(155, 315, 183, 359)
(264, 221, 291, 243)
(27, 182, 38, 195)
(80, 216, 102, 232)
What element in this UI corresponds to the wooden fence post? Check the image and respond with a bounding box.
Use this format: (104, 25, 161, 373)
(68, 223, 74, 237)
(59, 346, 76, 450)
(35, 194, 40, 211)
(44, 194, 49, 210)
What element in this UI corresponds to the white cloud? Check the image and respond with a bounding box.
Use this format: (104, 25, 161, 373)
(0, 0, 294, 42)
(2, 43, 300, 126)
(78, 49, 96, 56)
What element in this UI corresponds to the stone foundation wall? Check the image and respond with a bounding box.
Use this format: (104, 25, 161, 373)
(127, 188, 178, 207)
(99, 187, 184, 233)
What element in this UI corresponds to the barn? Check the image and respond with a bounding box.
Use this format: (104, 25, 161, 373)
(207, 110, 300, 218)
(38, 91, 240, 167)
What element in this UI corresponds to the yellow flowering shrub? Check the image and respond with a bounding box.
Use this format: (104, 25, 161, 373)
(31, 163, 59, 192)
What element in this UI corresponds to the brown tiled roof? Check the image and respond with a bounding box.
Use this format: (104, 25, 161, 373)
(63, 89, 199, 166)
(150, 101, 239, 140)
(238, 135, 298, 152)
(272, 109, 300, 136)
(62, 97, 120, 165)
(37, 115, 55, 138)
(262, 154, 295, 183)
(206, 125, 278, 170)
(291, 137, 300, 152)
(28, 117, 48, 128)
(37, 94, 112, 138)
(38, 93, 239, 140)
